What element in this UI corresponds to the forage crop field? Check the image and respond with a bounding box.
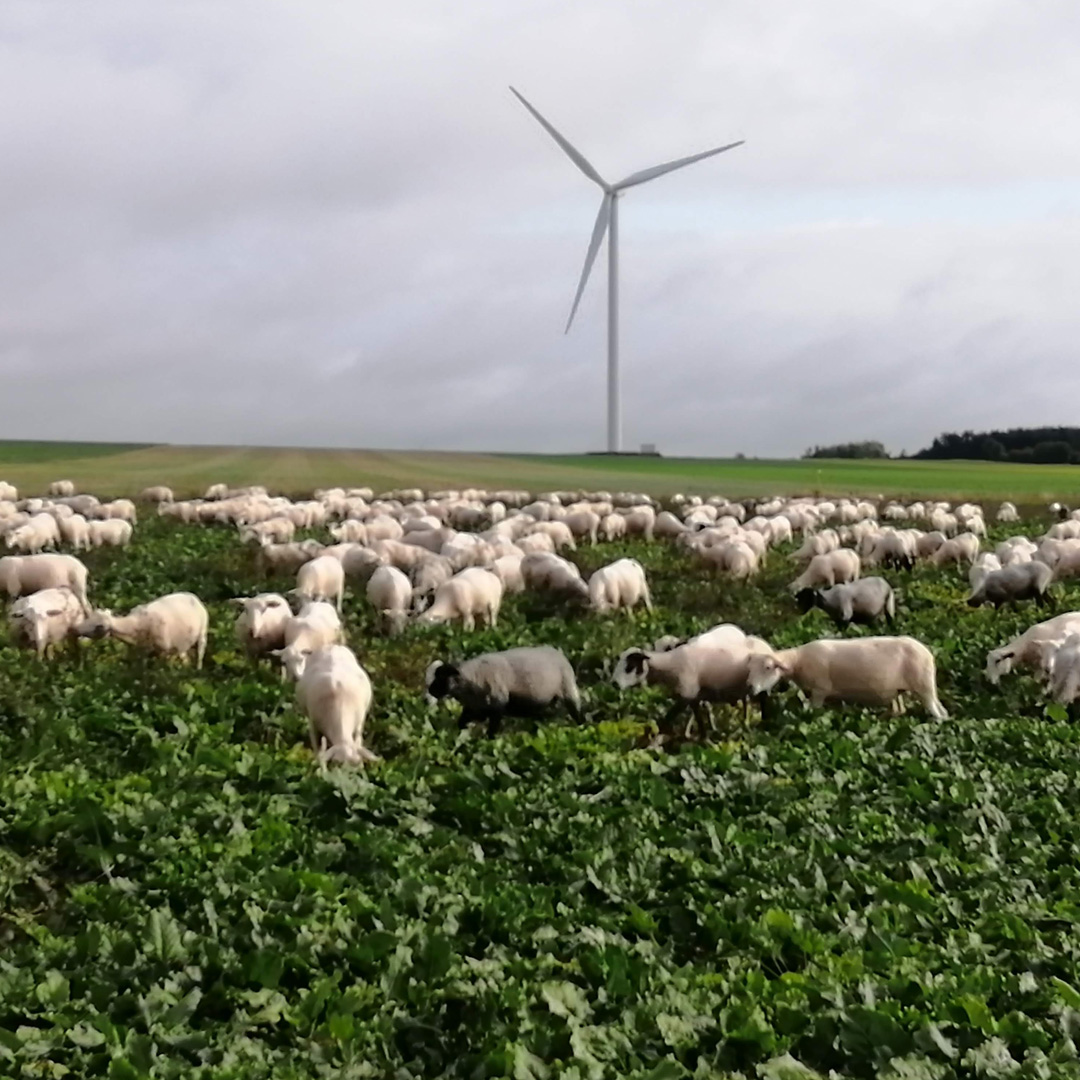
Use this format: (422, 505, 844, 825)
(8, 511, 1080, 1078)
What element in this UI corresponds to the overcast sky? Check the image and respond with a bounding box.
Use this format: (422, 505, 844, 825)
(2, 1, 1079, 457)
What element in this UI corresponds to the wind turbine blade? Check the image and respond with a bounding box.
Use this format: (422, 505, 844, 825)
(566, 193, 612, 332)
(509, 87, 608, 189)
(613, 140, 744, 190)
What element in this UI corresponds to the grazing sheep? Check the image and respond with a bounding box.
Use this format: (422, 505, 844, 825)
(623, 505, 656, 542)
(997, 536, 1037, 566)
(700, 540, 760, 580)
(425, 645, 582, 736)
(790, 550, 861, 595)
(328, 519, 369, 545)
(295, 645, 378, 765)
(139, 486, 174, 504)
(232, 593, 291, 659)
(748, 636, 947, 719)
(415, 567, 503, 631)
(8, 587, 85, 658)
(654, 511, 687, 539)
(985, 612, 1080, 686)
(862, 530, 916, 571)
(929, 532, 981, 568)
(49, 480, 75, 497)
(7, 514, 60, 554)
(58, 513, 91, 552)
(968, 561, 1055, 609)
(257, 539, 324, 577)
(88, 519, 133, 548)
(916, 531, 947, 559)
(599, 513, 627, 542)
(613, 629, 775, 738)
(588, 558, 652, 614)
(797, 577, 895, 627)
(521, 553, 589, 602)
(790, 529, 841, 564)
(0, 554, 89, 612)
(411, 555, 456, 608)
(366, 565, 413, 635)
(293, 555, 345, 611)
(996, 501, 1020, 523)
(561, 510, 600, 546)
(77, 592, 208, 667)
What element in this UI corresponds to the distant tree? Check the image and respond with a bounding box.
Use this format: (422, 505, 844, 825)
(916, 427, 1080, 462)
(802, 441, 889, 460)
(1032, 440, 1072, 464)
(980, 437, 1006, 461)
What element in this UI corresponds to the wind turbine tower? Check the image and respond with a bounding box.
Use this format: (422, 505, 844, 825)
(511, 87, 743, 453)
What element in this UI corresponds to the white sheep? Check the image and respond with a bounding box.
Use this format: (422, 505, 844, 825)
(139, 486, 174, 504)
(588, 558, 651, 614)
(366, 565, 413, 635)
(985, 612, 1080, 685)
(996, 501, 1020, 523)
(7, 514, 60, 554)
(789, 550, 861, 595)
(0, 554, 89, 612)
(49, 480, 75, 497)
(748, 636, 947, 719)
(295, 645, 378, 765)
(520, 553, 589, 601)
(232, 593, 291, 659)
(600, 513, 627, 542)
(77, 592, 208, 667)
(623, 505, 656, 541)
(969, 552, 1002, 593)
(88, 519, 133, 548)
(293, 555, 345, 611)
(613, 627, 775, 738)
(930, 532, 981, 568)
(700, 540, 759, 580)
(8, 587, 85, 658)
(490, 553, 525, 595)
(415, 567, 503, 631)
(58, 513, 91, 552)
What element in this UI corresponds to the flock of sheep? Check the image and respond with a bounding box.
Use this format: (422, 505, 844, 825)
(1, 479, 1078, 763)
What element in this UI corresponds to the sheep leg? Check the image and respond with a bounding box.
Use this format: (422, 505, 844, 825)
(660, 699, 688, 739)
(485, 711, 504, 738)
(564, 695, 584, 724)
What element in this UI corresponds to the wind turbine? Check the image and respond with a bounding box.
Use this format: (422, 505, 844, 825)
(511, 87, 743, 453)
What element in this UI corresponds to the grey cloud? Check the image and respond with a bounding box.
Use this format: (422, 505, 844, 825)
(1, 1, 1079, 458)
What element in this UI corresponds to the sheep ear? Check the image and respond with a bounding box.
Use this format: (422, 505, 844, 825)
(45, 608, 64, 617)
(228, 597, 248, 606)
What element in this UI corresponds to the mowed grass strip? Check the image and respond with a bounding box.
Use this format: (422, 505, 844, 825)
(0, 441, 1078, 500)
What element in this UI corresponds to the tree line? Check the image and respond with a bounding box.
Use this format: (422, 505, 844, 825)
(800, 428, 1080, 464)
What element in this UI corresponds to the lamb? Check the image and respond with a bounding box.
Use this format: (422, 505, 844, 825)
(613, 628, 776, 738)
(0, 554, 89, 612)
(293, 555, 346, 611)
(996, 501, 1020, 523)
(0, 482, 16, 501)
(748, 636, 947, 719)
(796, 577, 895, 627)
(967, 561, 1055, 609)
(930, 532, 981, 568)
(77, 592, 208, 667)
(415, 567, 503, 631)
(232, 593, 291, 659)
(425, 645, 582, 736)
(588, 558, 652, 614)
(48, 480, 75, 497)
(8, 587, 85, 658)
(789, 549, 861, 595)
(98, 499, 138, 525)
(366, 565, 413, 635)
(294, 645, 378, 765)
(88, 519, 133, 548)
(274, 601, 344, 680)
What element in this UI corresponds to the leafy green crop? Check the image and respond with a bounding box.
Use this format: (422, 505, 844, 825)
(2, 513, 1080, 1078)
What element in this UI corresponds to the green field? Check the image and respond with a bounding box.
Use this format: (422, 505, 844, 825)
(0, 442, 1078, 501)
(5, 514, 1080, 1077)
